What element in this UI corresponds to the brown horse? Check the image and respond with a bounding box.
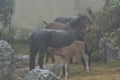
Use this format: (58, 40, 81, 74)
(44, 21, 67, 29)
(43, 16, 75, 29)
(47, 41, 89, 79)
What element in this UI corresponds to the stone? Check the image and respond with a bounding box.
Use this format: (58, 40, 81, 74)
(99, 37, 120, 63)
(24, 69, 60, 80)
(0, 40, 15, 80)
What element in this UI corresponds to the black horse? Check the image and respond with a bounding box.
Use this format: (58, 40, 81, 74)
(29, 15, 91, 70)
(54, 16, 81, 24)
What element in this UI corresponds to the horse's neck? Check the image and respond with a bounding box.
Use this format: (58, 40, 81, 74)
(75, 25, 84, 33)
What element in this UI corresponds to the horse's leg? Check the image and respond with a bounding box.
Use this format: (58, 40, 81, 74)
(59, 59, 64, 78)
(81, 43, 89, 69)
(29, 50, 37, 70)
(64, 62, 68, 79)
(46, 51, 55, 63)
(81, 50, 89, 72)
(85, 43, 91, 67)
(80, 42, 89, 72)
(38, 51, 45, 69)
(81, 56, 86, 68)
(62, 48, 70, 79)
(64, 56, 70, 79)
(69, 57, 73, 64)
(45, 52, 49, 63)
(50, 53, 55, 63)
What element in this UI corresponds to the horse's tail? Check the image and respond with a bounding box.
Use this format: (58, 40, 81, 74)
(43, 21, 49, 29)
(43, 21, 48, 25)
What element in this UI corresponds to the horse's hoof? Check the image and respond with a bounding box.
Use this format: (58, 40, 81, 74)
(65, 76, 68, 79)
(57, 76, 61, 80)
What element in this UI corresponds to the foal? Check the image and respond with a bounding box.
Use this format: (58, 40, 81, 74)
(47, 41, 89, 79)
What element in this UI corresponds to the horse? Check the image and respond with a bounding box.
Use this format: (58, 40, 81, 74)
(43, 16, 77, 29)
(43, 18, 70, 63)
(43, 21, 67, 29)
(54, 16, 72, 24)
(53, 15, 81, 24)
(47, 41, 89, 79)
(29, 15, 91, 70)
(44, 17, 91, 66)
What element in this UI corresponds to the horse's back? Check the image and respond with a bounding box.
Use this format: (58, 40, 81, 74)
(49, 29, 77, 47)
(29, 29, 52, 51)
(45, 22, 67, 29)
(54, 16, 71, 23)
(62, 41, 85, 55)
(29, 29, 76, 49)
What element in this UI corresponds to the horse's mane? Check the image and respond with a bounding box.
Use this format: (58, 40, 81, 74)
(69, 15, 90, 29)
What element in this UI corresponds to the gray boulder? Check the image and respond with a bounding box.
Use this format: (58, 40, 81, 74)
(24, 69, 60, 80)
(0, 40, 15, 80)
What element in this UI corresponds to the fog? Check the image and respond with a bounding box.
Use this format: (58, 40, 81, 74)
(12, 0, 105, 29)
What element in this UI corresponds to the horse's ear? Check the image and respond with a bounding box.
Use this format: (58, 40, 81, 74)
(75, 11, 83, 17)
(86, 7, 95, 19)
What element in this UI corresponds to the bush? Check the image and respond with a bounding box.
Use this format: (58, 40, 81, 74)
(85, 0, 120, 62)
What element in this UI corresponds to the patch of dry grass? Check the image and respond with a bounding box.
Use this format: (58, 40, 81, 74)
(61, 61, 120, 80)
(45, 55, 120, 80)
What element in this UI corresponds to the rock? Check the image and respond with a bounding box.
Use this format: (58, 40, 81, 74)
(99, 37, 120, 63)
(117, 51, 120, 59)
(24, 69, 60, 80)
(0, 40, 15, 80)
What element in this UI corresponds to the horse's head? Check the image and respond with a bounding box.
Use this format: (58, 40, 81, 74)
(78, 15, 92, 32)
(70, 15, 92, 32)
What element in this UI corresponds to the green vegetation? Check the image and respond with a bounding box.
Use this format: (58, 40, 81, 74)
(84, 0, 120, 62)
(0, 0, 15, 39)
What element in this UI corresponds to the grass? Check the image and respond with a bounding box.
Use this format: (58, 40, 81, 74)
(13, 43, 120, 80)
(61, 61, 120, 80)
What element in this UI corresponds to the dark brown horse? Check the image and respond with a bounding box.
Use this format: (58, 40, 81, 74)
(29, 15, 91, 70)
(44, 21, 67, 29)
(54, 16, 72, 24)
(43, 16, 77, 29)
